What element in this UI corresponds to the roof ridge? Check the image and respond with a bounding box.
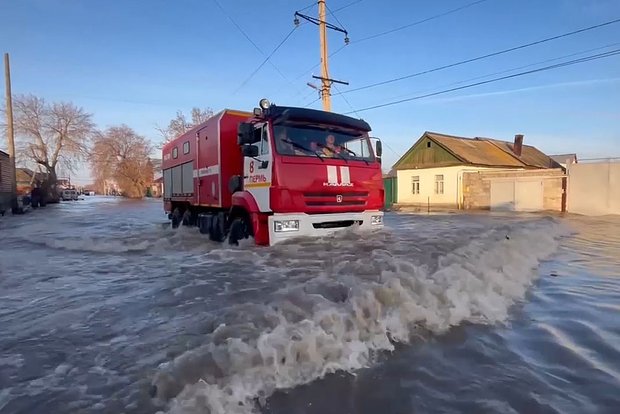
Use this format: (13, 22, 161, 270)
(425, 131, 471, 140)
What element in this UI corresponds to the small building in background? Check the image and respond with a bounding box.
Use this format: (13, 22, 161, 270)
(549, 153, 578, 170)
(149, 157, 163, 197)
(0, 150, 15, 215)
(393, 131, 566, 212)
(150, 176, 163, 197)
(16, 168, 47, 195)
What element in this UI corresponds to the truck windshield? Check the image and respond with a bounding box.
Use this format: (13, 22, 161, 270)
(273, 124, 374, 162)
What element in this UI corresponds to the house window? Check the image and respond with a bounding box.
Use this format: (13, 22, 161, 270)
(427, 141, 431, 148)
(434, 174, 444, 194)
(183, 141, 190, 154)
(411, 176, 420, 194)
(172, 147, 178, 159)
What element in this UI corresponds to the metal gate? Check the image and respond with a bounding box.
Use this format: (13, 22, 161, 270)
(383, 176, 397, 210)
(490, 180, 543, 212)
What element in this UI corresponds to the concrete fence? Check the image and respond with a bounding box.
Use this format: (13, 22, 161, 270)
(567, 160, 620, 216)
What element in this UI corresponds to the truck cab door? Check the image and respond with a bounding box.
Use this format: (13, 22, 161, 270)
(243, 123, 272, 212)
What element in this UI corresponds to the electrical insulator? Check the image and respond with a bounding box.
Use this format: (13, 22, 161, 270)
(294, 17, 300, 27)
(344, 36, 350, 45)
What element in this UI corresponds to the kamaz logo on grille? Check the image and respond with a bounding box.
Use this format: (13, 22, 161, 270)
(323, 166, 353, 187)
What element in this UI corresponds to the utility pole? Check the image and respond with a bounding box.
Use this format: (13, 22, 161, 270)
(295, 1, 349, 112)
(318, 0, 331, 111)
(4, 53, 17, 210)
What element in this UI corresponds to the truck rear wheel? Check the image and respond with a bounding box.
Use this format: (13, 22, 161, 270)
(171, 208, 182, 228)
(228, 216, 249, 246)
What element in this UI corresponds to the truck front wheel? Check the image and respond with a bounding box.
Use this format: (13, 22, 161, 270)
(228, 217, 249, 246)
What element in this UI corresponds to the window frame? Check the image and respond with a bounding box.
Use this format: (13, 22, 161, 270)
(183, 141, 190, 155)
(434, 174, 444, 195)
(411, 176, 420, 194)
(172, 147, 178, 159)
(259, 125, 270, 156)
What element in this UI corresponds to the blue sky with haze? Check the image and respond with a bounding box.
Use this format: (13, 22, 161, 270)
(1, 0, 619, 183)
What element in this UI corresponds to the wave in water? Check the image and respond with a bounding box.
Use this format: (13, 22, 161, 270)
(12, 224, 208, 254)
(151, 218, 564, 414)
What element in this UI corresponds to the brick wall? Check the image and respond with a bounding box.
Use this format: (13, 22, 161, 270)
(462, 169, 565, 211)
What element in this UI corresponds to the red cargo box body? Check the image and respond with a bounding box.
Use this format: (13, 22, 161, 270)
(162, 110, 252, 213)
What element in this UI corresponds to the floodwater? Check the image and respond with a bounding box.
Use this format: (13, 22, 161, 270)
(0, 197, 618, 414)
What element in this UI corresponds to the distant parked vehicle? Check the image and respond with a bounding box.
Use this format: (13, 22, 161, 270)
(60, 189, 78, 201)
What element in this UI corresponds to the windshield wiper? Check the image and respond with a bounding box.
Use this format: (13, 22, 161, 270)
(280, 138, 324, 162)
(339, 146, 369, 165)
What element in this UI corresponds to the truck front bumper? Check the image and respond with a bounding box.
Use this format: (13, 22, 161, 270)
(267, 210, 384, 246)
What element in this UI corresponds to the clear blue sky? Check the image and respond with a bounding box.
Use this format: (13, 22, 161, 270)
(1, 0, 619, 183)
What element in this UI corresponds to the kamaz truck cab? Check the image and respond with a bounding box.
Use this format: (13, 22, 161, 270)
(229, 99, 384, 245)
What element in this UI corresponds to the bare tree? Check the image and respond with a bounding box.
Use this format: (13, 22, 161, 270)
(90, 125, 154, 198)
(10, 94, 94, 201)
(156, 107, 214, 146)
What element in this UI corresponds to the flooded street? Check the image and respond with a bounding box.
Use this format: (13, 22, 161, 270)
(0, 197, 619, 414)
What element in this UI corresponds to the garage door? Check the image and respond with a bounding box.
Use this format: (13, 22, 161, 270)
(515, 180, 543, 211)
(491, 180, 544, 211)
(490, 181, 515, 211)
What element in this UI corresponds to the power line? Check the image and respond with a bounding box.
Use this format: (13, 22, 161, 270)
(304, 96, 322, 108)
(344, 17, 620, 94)
(353, 0, 488, 45)
(332, 84, 361, 117)
(343, 48, 620, 114)
(213, 0, 298, 94)
(299, 1, 315, 12)
(380, 42, 620, 103)
(212, 0, 263, 53)
(325, 3, 347, 34)
(332, 0, 363, 13)
(296, 0, 361, 28)
(233, 27, 298, 94)
(295, 0, 489, 80)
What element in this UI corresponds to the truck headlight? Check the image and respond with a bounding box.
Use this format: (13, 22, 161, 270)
(371, 215, 383, 225)
(274, 220, 300, 232)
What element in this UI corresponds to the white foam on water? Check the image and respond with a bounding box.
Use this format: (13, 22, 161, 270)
(152, 218, 564, 414)
(41, 236, 152, 253)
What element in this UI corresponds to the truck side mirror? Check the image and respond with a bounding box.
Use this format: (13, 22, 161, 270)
(375, 140, 382, 158)
(238, 123, 257, 145)
(242, 144, 259, 158)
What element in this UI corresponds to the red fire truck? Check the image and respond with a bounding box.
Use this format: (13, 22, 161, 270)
(161, 99, 384, 246)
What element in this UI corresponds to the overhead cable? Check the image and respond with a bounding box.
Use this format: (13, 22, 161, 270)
(343, 48, 620, 113)
(343, 17, 620, 94)
(213, 0, 298, 93)
(295, 0, 489, 79)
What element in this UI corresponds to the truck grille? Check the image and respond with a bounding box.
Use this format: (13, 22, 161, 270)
(303, 191, 368, 207)
(312, 220, 363, 229)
